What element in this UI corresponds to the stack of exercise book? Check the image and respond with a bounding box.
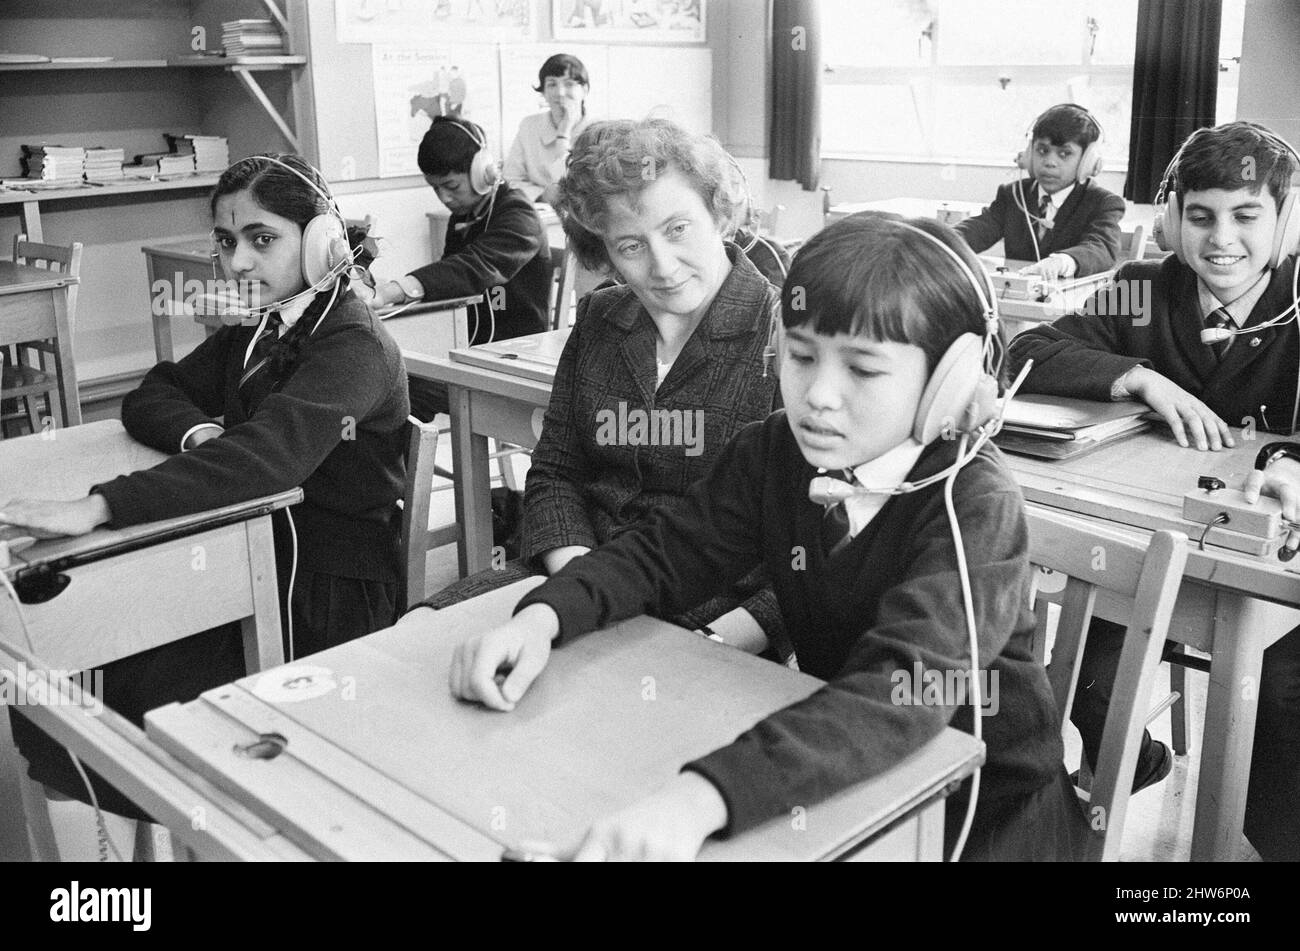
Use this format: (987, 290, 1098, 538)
(220, 19, 285, 56)
(994, 394, 1152, 460)
(84, 147, 125, 182)
(19, 144, 85, 183)
(165, 134, 230, 174)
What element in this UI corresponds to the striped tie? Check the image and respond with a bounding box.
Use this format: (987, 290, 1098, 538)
(1204, 306, 1232, 361)
(820, 469, 856, 558)
(1036, 193, 1052, 241)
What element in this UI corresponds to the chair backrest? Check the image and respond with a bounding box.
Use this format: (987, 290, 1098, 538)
(1119, 224, 1147, 263)
(398, 415, 441, 612)
(1025, 507, 1187, 861)
(551, 246, 579, 331)
(14, 234, 82, 277)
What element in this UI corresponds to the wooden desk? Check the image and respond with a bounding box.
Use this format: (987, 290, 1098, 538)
(1006, 429, 1300, 860)
(380, 294, 478, 365)
(0, 259, 81, 428)
(0, 420, 298, 673)
(146, 579, 984, 861)
(404, 330, 566, 576)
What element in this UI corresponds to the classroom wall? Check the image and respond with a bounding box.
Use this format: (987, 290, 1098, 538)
(1236, 0, 1300, 147)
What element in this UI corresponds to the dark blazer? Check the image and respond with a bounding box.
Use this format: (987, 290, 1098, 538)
(955, 177, 1126, 276)
(1008, 254, 1300, 433)
(408, 182, 551, 344)
(522, 243, 782, 629)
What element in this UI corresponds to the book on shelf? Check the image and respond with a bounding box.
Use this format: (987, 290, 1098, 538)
(20, 144, 86, 183)
(164, 133, 229, 173)
(220, 19, 286, 56)
(993, 394, 1152, 460)
(85, 147, 126, 182)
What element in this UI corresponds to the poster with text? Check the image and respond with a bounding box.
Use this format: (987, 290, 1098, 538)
(553, 0, 706, 43)
(372, 45, 503, 178)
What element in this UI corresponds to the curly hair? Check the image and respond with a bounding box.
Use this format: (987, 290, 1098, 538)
(555, 118, 747, 272)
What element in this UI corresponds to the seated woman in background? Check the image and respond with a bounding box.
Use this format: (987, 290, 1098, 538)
(412, 118, 786, 653)
(0, 154, 409, 855)
(503, 52, 593, 206)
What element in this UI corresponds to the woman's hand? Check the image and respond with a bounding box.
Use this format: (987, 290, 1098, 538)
(0, 495, 112, 539)
(555, 98, 580, 139)
(1124, 366, 1236, 451)
(449, 603, 560, 711)
(540, 182, 563, 207)
(541, 545, 591, 575)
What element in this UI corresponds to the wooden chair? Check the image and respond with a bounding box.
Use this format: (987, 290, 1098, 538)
(397, 416, 461, 612)
(550, 246, 579, 331)
(1025, 507, 1188, 861)
(1119, 224, 1148, 263)
(2, 235, 83, 436)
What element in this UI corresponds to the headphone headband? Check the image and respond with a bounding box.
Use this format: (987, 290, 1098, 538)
(1017, 103, 1105, 183)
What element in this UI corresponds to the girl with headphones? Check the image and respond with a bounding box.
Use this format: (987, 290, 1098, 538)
(1, 154, 411, 853)
(445, 212, 1087, 862)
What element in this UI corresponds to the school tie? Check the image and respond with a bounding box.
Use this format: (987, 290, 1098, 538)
(820, 469, 857, 558)
(1204, 306, 1233, 361)
(1036, 192, 1053, 241)
(238, 313, 283, 406)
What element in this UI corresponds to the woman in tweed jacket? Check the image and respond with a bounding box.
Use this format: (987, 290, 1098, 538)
(417, 118, 784, 651)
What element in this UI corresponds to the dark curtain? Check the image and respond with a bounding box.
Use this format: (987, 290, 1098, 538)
(769, 0, 822, 191)
(1126, 0, 1222, 202)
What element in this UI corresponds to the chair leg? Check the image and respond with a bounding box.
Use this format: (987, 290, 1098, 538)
(1170, 661, 1189, 756)
(17, 774, 60, 862)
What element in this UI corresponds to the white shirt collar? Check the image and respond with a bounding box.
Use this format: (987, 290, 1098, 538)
(277, 293, 313, 331)
(1038, 181, 1076, 210)
(1197, 269, 1272, 329)
(823, 439, 927, 540)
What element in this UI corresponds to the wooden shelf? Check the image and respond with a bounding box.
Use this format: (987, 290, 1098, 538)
(0, 59, 168, 71)
(0, 175, 221, 207)
(169, 55, 306, 69)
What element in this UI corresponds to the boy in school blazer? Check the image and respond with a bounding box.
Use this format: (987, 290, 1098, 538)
(370, 116, 551, 421)
(1009, 121, 1300, 861)
(956, 103, 1125, 280)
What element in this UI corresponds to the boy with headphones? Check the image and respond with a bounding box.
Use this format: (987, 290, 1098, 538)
(444, 213, 1086, 861)
(1009, 121, 1300, 861)
(956, 103, 1126, 281)
(372, 117, 552, 421)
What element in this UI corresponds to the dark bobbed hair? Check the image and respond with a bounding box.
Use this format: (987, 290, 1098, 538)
(534, 53, 589, 94)
(1172, 120, 1299, 213)
(556, 118, 745, 272)
(417, 118, 486, 178)
(781, 212, 993, 377)
(1032, 103, 1101, 150)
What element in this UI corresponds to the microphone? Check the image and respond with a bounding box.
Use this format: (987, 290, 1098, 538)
(808, 475, 913, 505)
(1201, 327, 1235, 344)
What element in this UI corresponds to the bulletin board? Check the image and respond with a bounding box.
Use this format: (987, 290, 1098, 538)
(308, 0, 712, 183)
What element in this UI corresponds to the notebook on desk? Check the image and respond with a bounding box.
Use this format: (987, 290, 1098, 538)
(995, 394, 1152, 460)
(449, 329, 571, 383)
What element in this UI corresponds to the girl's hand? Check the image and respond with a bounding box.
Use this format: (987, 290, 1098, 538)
(1124, 366, 1235, 451)
(0, 495, 112, 539)
(449, 603, 560, 711)
(560, 772, 729, 862)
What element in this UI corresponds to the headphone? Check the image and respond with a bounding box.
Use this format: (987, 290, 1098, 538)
(209, 154, 355, 318)
(434, 116, 501, 196)
(1154, 123, 1300, 269)
(1015, 104, 1105, 184)
(771, 217, 1009, 455)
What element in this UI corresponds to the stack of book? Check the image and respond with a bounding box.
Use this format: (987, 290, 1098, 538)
(131, 151, 197, 176)
(220, 19, 285, 56)
(166, 134, 229, 173)
(84, 147, 126, 182)
(20, 144, 86, 183)
(994, 394, 1152, 460)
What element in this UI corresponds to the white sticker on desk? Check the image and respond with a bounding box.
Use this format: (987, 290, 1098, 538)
(531, 408, 546, 441)
(251, 665, 338, 703)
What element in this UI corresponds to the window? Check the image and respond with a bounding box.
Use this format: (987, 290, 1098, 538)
(821, 0, 1245, 168)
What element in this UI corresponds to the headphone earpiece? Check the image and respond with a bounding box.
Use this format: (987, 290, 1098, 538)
(301, 214, 349, 287)
(913, 333, 992, 444)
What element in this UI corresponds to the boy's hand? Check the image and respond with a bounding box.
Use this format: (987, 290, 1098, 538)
(370, 281, 407, 308)
(1124, 366, 1235, 451)
(1243, 457, 1300, 555)
(1020, 253, 1075, 282)
(0, 495, 112, 539)
(449, 603, 560, 711)
(547, 772, 728, 862)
